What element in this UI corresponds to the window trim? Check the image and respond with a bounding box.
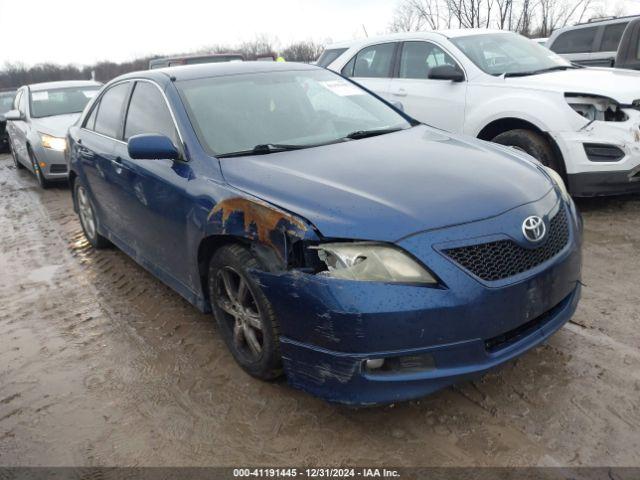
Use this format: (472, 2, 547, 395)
(395, 40, 467, 80)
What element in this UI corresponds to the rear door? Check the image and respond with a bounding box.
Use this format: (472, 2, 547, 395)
(76, 81, 132, 238)
(388, 41, 467, 133)
(340, 42, 398, 102)
(113, 80, 192, 283)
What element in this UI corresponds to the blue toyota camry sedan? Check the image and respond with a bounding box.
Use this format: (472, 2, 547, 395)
(67, 62, 582, 405)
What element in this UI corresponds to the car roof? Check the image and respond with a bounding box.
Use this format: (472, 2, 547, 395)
(117, 61, 320, 83)
(27, 80, 102, 92)
(325, 29, 510, 49)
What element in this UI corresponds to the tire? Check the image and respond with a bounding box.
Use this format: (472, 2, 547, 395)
(209, 244, 283, 381)
(9, 140, 24, 170)
(28, 147, 50, 189)
(73, 180, 110, 249)
(492, 129, 563, 174)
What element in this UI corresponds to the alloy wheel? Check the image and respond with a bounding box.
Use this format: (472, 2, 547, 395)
(77, 185, 97, 241)
(216, 266, 264, 361)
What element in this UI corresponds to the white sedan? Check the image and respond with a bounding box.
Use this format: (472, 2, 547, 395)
(320, 29, 640, 197)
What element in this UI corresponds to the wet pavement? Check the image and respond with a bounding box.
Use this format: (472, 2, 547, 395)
(0, 153, 639, 466)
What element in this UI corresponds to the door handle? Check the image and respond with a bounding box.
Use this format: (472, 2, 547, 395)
(393, 88, 407, 97)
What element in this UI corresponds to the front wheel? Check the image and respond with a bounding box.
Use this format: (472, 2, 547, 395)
(492, 129, 563, 174)
(74, 181, 110, 249)
(209, 244, 283, 381)
(28, 147, 50, 189)
(9, 140, 24, 170)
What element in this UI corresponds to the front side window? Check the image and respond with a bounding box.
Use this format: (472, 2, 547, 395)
(29, 86, 99, 118)
(550, 27, 598, 54)
(94, 83, 130, 139)
(343, 43, 396, 78)
(452, 33, 572, 76)
(124, 82, 179, 144)
(177, 69, 411, 157)
(399, 42, 460, 79)
(599, 23, 628, 52)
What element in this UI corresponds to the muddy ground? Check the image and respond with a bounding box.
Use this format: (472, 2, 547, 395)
(0, 153, 639, 467)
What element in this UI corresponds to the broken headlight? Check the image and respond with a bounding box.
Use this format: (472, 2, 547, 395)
(312, 242, 437, 284)
(565, 94, 628, 122)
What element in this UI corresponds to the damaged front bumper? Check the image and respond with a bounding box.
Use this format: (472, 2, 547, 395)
(252, 196, 582, 405)
(552, 108, 640, 196)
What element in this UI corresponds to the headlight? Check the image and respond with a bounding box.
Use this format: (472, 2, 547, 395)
(312, 242, 437, 284)
(565, 94, 627, 122)
(40, 133, 67, 151)
(542, 166, 569, 199)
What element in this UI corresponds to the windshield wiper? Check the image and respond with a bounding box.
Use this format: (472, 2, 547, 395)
(344, 127, 404, 140)
(504, 65, 578, 78)
(217, 143, 309, 158)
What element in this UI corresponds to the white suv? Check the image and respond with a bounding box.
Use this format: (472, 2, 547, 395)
(321, 29, 640, 197)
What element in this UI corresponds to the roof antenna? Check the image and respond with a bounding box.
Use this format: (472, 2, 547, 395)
(362, 24, 369, 37)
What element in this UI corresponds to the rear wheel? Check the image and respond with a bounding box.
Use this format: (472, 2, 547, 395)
(28, 147, 50, 189)
(74, 180, 109, 249)
(492, 129, 563, 174)
(209, 244, 282, 380)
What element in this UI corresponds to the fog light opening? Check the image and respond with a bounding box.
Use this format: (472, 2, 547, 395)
(364, 358, 385, 371)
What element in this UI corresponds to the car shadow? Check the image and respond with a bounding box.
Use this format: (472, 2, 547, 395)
(574, 193, 640, 213)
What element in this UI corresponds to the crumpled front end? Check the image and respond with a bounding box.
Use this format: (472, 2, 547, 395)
(252, 190, 583, 405)
(553, 101, 640, 196)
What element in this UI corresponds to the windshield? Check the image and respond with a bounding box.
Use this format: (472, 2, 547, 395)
(451, 33, 572, 76)
(30, 86, 100, 118)
(177, 69, 412, 157)
(0, 92, 15, 114)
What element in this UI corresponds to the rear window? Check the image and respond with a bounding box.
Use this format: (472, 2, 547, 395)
(94, 83, 130, 139)
(550, 27, 598, 54)
(599, 22, 629, 52)
(316, 48, 348, 67)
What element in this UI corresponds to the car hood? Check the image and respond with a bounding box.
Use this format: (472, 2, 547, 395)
(219, 126, 553, 242)
(505, 67, 640, 104)
(31, 113, 81, 137)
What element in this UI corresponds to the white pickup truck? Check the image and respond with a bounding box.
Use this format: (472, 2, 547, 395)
(320, 29, 640, 196)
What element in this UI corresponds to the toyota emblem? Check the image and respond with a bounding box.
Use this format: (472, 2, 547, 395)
(522, 216, 546, 243)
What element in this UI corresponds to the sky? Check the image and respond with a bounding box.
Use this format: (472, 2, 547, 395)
(0, 0, 394, 66)
(1, 0, 640, 67)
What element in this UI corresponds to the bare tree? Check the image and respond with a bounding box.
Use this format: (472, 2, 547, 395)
(281, 41, 325, 63)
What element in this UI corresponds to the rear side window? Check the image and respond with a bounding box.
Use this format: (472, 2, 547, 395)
(124, 82, 179, 145)
(94, 83, 130, 139)
(399, 41, 460, 79)
(551, 27, 598, 54)
(599, 22, 628, 52)
(316, 48, 348, 67)
(343, 43, 396, 78)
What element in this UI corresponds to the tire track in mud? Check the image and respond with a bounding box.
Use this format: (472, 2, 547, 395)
(1, 155, 639, 466)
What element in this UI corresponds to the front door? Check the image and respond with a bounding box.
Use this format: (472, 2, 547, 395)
(388, 41, 467, 133)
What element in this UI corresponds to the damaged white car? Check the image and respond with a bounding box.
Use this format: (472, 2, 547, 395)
(321, 29, 640, 196)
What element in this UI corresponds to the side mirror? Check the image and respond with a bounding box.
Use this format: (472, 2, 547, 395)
(127, 134, 180, 160)
(4, 110, 24, 121)
(391, 101, 404, 112)
(428, 65, 465, 82)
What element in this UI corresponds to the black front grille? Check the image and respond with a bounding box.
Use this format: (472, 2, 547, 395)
(444, 208, 569, 282)
(49, 164, 67, 174)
